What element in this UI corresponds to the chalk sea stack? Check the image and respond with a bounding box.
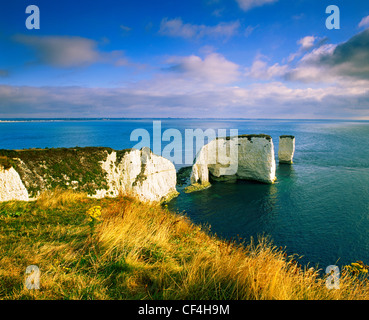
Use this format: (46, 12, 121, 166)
(278, 135, 295, 164)
(189, 134, 276, 192)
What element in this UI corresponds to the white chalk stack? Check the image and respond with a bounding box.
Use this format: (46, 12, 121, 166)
(278, 135, 295, 164)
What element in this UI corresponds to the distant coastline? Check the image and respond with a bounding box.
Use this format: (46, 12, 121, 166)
(1, 118, 369, 123)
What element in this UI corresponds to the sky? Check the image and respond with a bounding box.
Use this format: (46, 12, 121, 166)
(0, 0, 369, 119)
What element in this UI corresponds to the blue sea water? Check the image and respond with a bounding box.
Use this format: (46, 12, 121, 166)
(1, 118, 369, 269)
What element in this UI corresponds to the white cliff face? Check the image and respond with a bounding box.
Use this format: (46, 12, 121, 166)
(0, 166, 29, 202)
(237, 136, 276, 183)
(98, 147, 178, 203)
(190, 135, 276, 186)
(278, 136, 295, 164)
(134, 147, 179, 202)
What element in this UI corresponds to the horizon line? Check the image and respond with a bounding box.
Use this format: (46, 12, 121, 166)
(1, 117, 369, 122)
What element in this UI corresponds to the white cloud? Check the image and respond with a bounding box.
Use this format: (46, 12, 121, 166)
(244, 25, 257, 37)
(299, 44, 336, 64)
(288, 29, 369, 83)
(285, 44, 339, 83)
(2, 37, 369, 119)
(288, 35, 318, 62)
(4, 28, 369, 120)
(358, 15, 369, 28)
(246, 57, 288, 80)
(14, 35, 128, 68)
(298, 36, 317, 49)
(245, 28, 369, 107)
(236, 0, 278, 11)
(1, 79, 368, 119)
(120, 24, 132, 32)
(165, 53, 240, 84)
(159, 18, 240, 39)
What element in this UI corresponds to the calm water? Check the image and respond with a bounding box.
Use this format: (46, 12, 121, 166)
(1, 119, 369, 269)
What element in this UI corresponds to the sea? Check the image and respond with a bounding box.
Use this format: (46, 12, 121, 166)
(1, 118, 369, 270)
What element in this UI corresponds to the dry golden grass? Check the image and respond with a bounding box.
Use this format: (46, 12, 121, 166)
(35, 187, 88, 210)
(1, 189, 369, 300)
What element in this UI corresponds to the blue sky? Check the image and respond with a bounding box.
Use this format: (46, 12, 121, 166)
(1, 0, 369, 118)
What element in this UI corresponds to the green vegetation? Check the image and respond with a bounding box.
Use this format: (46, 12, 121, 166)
(216, 134, 272, 142)
(239, 134, 272, 142)
(184, 182, 211, 193)
(1, 189, 369, 300)
(115, 148, 133, 164)
(132, 161, 147, 187)
(0, 156, 16, 170)
(160, 190, 180, 204)
(176, 166, 192, 186)
(280, 135, 295, 139)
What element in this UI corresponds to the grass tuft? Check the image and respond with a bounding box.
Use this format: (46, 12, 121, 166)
(36, 187, 88, 210)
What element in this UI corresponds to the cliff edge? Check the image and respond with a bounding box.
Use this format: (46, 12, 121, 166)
(0, 147, 178, 203)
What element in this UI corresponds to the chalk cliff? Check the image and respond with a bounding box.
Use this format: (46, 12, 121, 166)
(190, 134, 276, 189)
(0, 166, 29, 202)
(0, 147, 178, 203)
(278, 135, 295, 164)
(98, 147, 178, 202)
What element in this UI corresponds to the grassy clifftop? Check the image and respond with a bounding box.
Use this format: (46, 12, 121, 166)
(1, 189, 369, 300)
(0, 147, 131, 197)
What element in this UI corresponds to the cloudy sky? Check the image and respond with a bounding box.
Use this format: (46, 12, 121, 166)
(1, 0, 369, 119)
